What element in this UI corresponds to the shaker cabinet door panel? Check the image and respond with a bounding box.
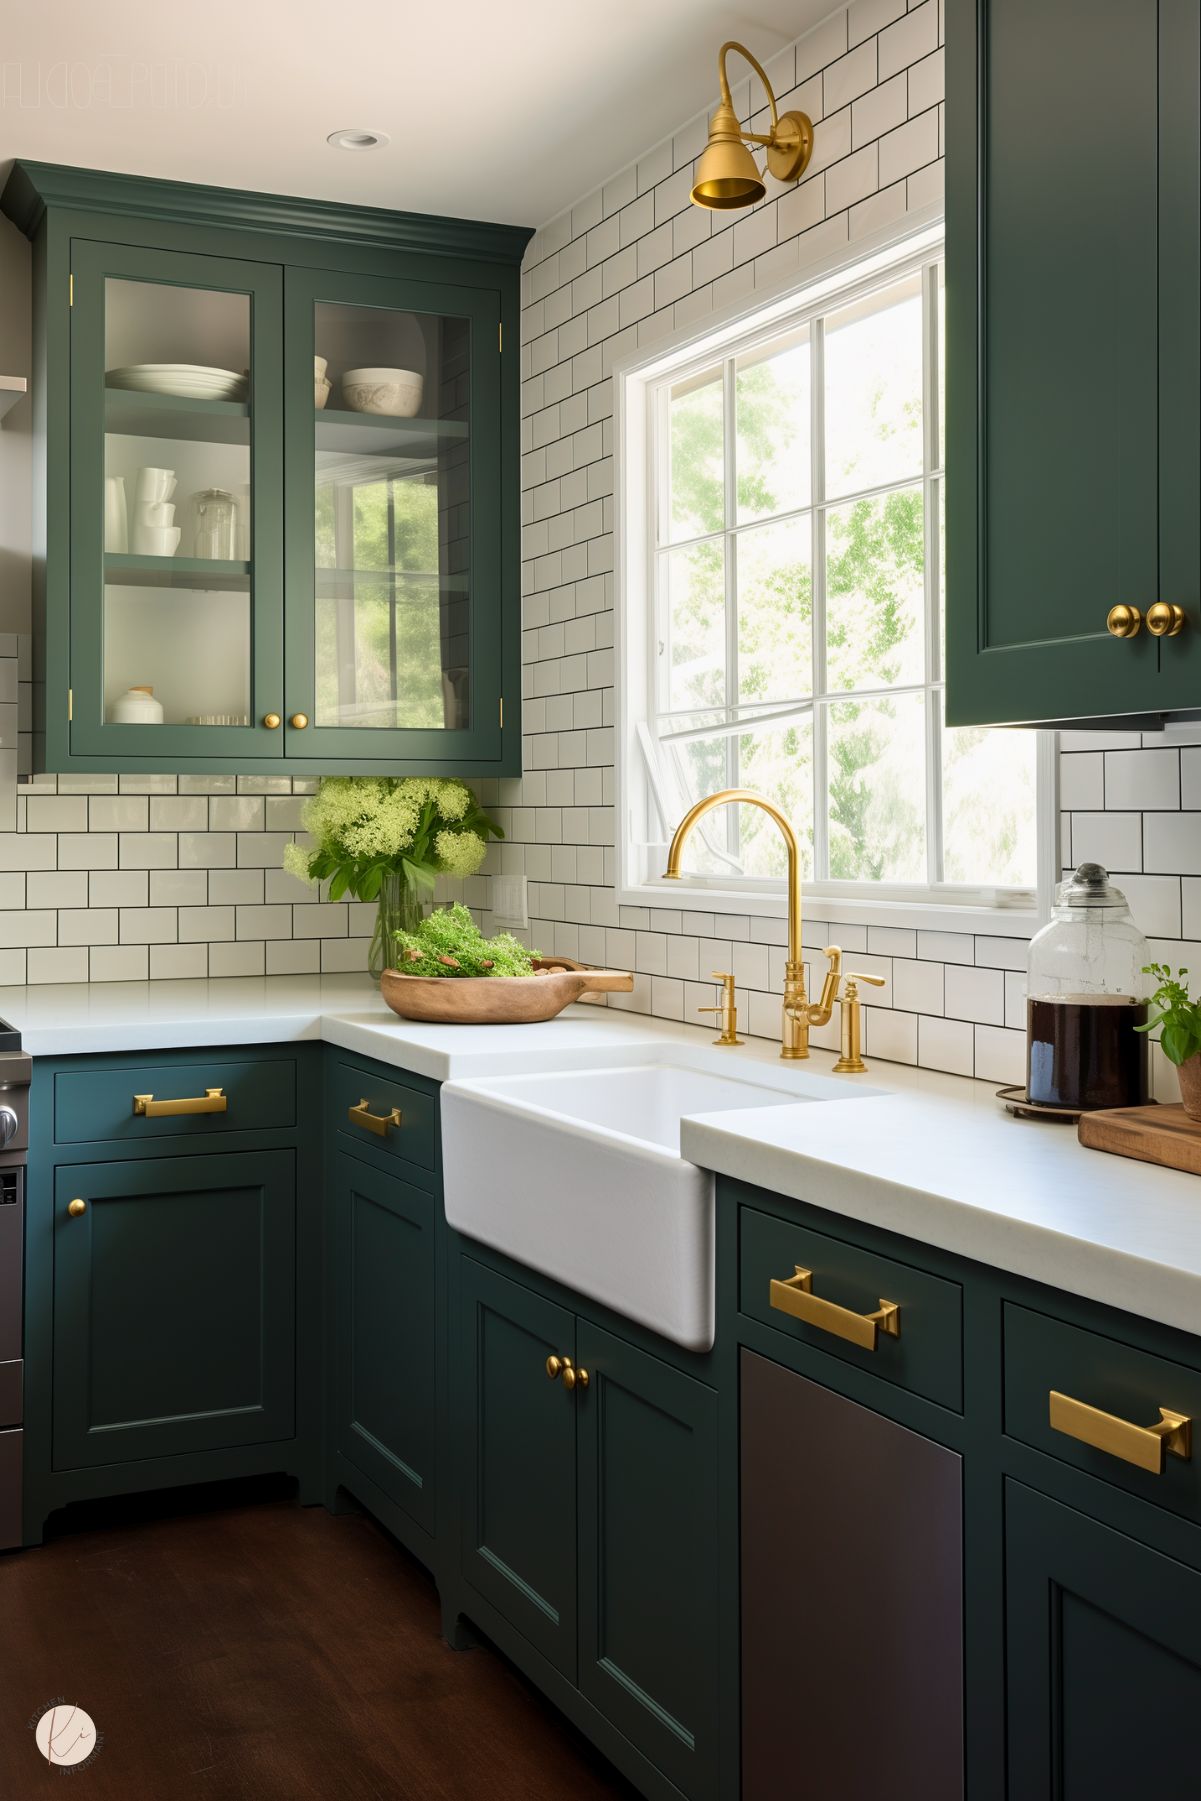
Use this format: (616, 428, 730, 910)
(68, 237, 285, 762)
(333, 1150, 436, 1533)
(576, 1322, 719, 1801)
(741, 1350, 964, 1801)
(1005, 1481, 1201, 1799)
(52, 1152, 296, 1469)
(457, 1257, 578, 1677)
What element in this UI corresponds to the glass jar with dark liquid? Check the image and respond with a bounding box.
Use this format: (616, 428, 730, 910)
(1025, 865, 1149, 1113)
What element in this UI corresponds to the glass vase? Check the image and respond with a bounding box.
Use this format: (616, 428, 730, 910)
(368, 872, 426, 980)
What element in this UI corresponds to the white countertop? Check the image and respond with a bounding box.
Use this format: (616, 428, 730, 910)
(3, 975, 1198, 1338)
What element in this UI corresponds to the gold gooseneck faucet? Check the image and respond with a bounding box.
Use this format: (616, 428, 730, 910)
(663, 789, 841, 1059)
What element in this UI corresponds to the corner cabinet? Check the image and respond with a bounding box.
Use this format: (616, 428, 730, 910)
(2, 160, 528, 775)
(945, 0, 1201, 727)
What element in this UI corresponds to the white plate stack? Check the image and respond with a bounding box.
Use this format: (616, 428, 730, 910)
(106, 363, 248, 402)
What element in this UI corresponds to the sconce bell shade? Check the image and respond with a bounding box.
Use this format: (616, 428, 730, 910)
(691, 99, 767, 209)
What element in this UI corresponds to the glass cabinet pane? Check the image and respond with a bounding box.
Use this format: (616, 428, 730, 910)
(102, 276, 253, 726)
(312, 300, 471, 732)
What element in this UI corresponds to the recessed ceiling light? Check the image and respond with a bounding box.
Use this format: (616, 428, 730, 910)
(326, 128, 390, 152)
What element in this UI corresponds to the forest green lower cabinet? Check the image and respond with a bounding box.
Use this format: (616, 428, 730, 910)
(332, 1145, 437, 1537)
(456, 1251, 720, 1801)
(25, 1046, 322, 1540)
(1005, 1482, 1201, 1798)
(52, 1151, 296, 1470)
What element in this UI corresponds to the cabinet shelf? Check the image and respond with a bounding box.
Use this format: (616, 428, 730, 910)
(104, 553, 250, 590)
(104, 387, 250, 445)
(315, 566, 468, 596)
(314, 409, 468, 457)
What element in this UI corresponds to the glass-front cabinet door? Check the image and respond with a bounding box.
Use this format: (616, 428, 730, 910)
(283, 267, 502, 768)
(68, 239, 283, 759)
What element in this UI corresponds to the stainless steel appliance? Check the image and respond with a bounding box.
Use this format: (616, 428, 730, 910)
(0, 1020, 31, 1550)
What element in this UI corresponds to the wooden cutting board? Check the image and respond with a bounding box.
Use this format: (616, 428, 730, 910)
(1078, 1103, 1201, 1175)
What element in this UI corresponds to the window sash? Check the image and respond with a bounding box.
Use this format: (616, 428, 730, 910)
(645, 248, 1018, 895)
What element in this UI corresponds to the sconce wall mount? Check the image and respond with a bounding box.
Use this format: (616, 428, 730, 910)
(690, 40, 815, 211)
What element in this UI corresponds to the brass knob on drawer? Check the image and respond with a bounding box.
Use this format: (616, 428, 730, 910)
(1147, 602, 1186, 638)
(67, 1198, 87, 1218)
(1106, 605, 1142, 638)
(262, 713, 281, 729)
(546, 1355, 570, 1382)
(289, 713, 309, 730)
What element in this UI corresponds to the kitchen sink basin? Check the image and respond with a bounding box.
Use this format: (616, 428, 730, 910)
(441, 1047, 868, 1351)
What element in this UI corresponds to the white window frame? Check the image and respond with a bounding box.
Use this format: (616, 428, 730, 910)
(614, 206, 1057, 938)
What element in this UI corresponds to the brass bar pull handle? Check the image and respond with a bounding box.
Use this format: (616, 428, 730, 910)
(1049, 1391, 1192, 1474)
(133, 1088, 227, 1118)
(348, 1099, 403, 1137)
(769, 1265, 901, 1350)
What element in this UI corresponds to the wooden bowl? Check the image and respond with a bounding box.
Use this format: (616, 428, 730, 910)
(379, 956, 633, 1025)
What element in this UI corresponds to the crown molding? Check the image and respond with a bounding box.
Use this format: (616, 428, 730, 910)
(1, 161, 533, 266)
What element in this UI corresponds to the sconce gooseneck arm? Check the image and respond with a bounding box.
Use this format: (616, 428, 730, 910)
(716, 39, 781, 141)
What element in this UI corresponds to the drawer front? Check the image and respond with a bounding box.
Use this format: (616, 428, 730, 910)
(1004, 1303, 1201, 1528)
(739, 1205, 963, 1411)
(53, 1057, 296, 1145)
(330, 1060, 436, 1172)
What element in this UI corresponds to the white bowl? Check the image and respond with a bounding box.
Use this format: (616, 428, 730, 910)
(341, 366, 423, 417)
(315, 376, 331, 410)
(314, 355, 328, 380)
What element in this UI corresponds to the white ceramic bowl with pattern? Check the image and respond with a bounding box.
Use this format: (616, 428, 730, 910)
(341, 366, 423, 417)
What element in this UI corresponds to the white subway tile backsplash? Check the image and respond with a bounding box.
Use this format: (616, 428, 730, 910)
(1070, 811, 1142, 872)
(88, 945, 148, 983)
(918, 1015, 974, 1076)
(1104, 748, 1180, 811)
(1145, 813, 1201, 876)
(944, 964, 1004, 1025)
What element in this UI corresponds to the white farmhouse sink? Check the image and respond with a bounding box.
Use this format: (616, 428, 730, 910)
(441, 1048, 868, 1351)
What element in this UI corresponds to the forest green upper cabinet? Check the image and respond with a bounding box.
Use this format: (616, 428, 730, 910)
(946, 0, 1201, 726)
(1, 160, 529, 774)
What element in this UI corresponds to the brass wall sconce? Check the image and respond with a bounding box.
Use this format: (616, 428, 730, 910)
(690, 40, 815, 211)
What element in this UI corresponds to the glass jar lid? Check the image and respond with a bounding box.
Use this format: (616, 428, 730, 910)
(1056, 862, 1130, 908)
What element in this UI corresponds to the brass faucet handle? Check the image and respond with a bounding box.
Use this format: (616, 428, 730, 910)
(833, 972, 886, 1074)
(698, 972, 743, 1046)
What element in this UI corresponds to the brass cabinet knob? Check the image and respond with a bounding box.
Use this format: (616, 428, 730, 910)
(67, 1198, 87, 1218)
(289, 713, 309, 730)
(546, 1355, 568, 1381)
(262, 713, 281, 729)
(1147, 602, 1186, 638)
(1106, 604, 1143, 638)
(570, 1366, 589, 1391)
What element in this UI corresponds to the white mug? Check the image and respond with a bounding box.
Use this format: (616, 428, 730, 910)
(103, 476, 128, 553)
(134, 466, 177, 505)
(131, 523, 182, 557)
(138, 501, 176, 528)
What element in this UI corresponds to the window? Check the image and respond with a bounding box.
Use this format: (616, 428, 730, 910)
(618, 225, 1049, 918)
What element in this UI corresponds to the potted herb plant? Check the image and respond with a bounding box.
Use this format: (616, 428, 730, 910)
(1139, 963, 1201, 1119)
(282, 777, 502, 978)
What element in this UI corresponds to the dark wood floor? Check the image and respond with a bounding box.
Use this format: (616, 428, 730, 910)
(0, 1490, 639, 1800)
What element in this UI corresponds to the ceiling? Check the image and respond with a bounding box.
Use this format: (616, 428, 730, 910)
(0, 2, 829, 230)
